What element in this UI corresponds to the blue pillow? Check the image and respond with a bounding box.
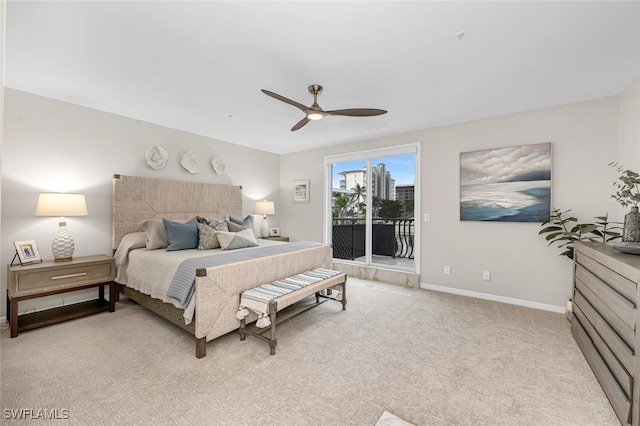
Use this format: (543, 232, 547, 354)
(163, 218, 198, 251)
(228, 215, 253, 225)
(227, 215, 254, 232)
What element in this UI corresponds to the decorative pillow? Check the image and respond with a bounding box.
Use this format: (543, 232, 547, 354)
(197, 216, 229, 230)
(163, 217, 199, 251)
(215, 229, 259, 250)
(139, 218, 169, 249)
(227, 215, 254, 232)
(196, 222, 225, 250)
(196, 217, 229, 250)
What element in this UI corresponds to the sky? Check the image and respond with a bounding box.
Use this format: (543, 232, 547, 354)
(331, 153, 415, 189)
(460, 143, 551, 186)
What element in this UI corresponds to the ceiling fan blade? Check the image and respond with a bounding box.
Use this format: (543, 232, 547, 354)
(262, 89, 308, 112)
(325, 108, 388, 117)
(291, 117, 310, 131)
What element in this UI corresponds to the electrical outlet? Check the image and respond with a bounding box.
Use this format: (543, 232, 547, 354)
(444, 265, 451, 274)
(483, 271, 491, 281)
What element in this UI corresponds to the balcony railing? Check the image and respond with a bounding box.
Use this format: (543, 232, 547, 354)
(332, 217, 415, 261)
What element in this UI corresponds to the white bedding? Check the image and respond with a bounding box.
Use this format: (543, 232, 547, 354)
(114, 233, 286, 324)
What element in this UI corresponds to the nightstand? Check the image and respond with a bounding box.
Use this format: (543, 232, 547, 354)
(261, 236, 290, 242)
(6, 255, 116, 337)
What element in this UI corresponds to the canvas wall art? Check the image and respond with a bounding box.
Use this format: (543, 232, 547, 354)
(460, 143, 551, 222)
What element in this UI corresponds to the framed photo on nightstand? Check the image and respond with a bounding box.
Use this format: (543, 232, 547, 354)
(269, 228, 281, 237)
(13, 240, 42, 265)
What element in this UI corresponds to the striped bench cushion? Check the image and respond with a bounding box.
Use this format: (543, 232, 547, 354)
(236, 268, 343, 327)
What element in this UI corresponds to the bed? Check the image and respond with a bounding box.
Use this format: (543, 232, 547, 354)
(112, 174, 333, 358)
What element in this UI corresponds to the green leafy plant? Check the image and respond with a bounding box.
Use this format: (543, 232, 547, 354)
(610, 162, 640, 208)
(539, 208, 621, 259)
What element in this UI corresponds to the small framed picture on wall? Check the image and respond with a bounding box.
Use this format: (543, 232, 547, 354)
(293, 179, 310, 203)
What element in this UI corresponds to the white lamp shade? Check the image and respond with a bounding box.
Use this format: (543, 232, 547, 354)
(254, 200, 275, 216)
(35, 193, 88, 217)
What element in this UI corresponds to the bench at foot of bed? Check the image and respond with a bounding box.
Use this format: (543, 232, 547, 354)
(237, 269, 347, 355)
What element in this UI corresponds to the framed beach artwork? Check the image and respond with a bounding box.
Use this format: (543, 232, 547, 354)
(293, 179, 310, 203)
(460, 143, 551, 222)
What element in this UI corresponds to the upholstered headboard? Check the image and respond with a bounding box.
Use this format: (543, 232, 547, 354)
(112, 174, 243, 250)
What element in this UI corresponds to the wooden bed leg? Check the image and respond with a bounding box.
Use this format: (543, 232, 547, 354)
(239, 318, 246, 341)
(196, 337, 206, 359)
(269, 300, 277, 355)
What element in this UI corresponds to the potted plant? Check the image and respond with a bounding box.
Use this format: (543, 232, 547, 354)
(610, 162, 640, 242)
(539, 208, 620, 260)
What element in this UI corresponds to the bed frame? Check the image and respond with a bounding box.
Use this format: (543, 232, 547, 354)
(112, 174, 332, 358)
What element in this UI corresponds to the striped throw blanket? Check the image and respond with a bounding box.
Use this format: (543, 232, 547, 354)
(236, 268, 342, 327)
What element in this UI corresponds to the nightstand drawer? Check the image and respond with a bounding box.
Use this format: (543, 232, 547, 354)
(16, 262, 113, 291)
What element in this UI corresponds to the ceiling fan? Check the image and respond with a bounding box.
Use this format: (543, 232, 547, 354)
(262, 85, 387, 131)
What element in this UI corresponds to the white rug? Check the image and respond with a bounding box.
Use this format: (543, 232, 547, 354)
(375, 410, 416, 426)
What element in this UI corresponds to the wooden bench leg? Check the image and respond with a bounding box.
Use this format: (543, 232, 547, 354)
(341, 277, 347, 310)
(269, 300, 277, 355)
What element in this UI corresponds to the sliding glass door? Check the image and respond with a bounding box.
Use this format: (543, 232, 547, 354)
(325, 144, 419, 273)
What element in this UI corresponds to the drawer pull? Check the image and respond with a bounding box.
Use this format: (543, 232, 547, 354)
(51, 273, 88, 280)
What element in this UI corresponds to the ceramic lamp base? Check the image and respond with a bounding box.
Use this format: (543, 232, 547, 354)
(52, 221, 75, 262)
(260, 216, 270, 238)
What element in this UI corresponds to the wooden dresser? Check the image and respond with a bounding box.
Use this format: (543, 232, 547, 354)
(572, 241, 640, 425)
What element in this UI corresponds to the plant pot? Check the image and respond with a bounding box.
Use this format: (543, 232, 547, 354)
(623, 206, 640, 242)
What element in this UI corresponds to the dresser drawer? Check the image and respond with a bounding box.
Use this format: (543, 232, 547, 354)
(572, 318, 632, 424)
(576, 250, 636, 302)
(575, 269, 636, 349)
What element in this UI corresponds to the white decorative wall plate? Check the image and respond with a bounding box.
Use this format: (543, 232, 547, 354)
(145, 146, 168, 170)
(181, 151, 201, 174)
(212, 157, 226, 175)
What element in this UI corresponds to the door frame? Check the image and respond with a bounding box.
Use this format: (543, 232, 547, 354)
(324, 142, 420, 274)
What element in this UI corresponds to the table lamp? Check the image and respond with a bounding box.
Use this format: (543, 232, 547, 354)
(35, 193, 88, 261)
(254, 200, 275, 238)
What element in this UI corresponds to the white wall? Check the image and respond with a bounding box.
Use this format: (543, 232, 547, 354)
(620, 75, 640, 172)
(0, 1, 5, 322)
(2, 78, 637, 319)
(280, 96, 622, 310)
(1, 89, 280, 318)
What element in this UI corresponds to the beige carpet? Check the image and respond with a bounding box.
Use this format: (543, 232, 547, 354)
(1, 278, 619, 425)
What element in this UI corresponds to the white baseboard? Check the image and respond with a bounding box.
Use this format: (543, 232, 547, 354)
(420, 282, 565, 314)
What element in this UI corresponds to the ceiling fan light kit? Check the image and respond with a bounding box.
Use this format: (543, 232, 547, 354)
(262, 84, 387, 131)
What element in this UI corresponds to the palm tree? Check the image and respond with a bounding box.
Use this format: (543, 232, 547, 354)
(351, 183, 366, 218)
(332, 192, 350, 222)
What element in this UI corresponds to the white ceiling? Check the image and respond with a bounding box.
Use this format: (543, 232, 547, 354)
(5, 1, 640, 155)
